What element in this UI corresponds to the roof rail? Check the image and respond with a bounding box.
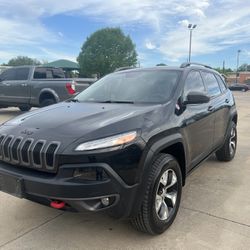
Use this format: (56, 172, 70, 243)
(180, 62, 212, 69)
(114, 66, 137, 72)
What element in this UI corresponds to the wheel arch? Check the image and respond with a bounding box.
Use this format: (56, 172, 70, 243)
(38, 89, 59, 105)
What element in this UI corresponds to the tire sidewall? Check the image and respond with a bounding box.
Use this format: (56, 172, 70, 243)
(40, 99, 56, 107)
(19, 105, 31, 112)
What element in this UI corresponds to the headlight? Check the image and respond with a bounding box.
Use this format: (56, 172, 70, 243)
(75, 131, 137, 151)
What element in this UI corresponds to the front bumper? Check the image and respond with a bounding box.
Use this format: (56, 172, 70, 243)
(0, 161, 139, 218)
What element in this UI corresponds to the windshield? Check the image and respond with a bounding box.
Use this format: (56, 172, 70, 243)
(76, 70, 180, 104)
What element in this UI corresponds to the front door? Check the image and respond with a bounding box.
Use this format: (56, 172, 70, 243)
(182, 70, 215, 169)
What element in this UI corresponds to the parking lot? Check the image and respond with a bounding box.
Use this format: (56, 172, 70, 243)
(0, 91, 249, 250)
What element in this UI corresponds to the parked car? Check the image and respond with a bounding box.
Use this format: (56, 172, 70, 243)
(0, 66, 96, 111)
(0, 63, 237, 235)
(228, 83, 249, 92)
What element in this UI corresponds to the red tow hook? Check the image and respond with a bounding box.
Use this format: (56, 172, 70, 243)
(50, 200, 66, 209)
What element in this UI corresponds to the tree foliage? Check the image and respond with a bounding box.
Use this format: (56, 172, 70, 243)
(214, 67, 233, 75)
(77, 28, 137, 77)
(156, 63, 167, 66)
(7, 56, 41, 66)
(238, 63, 250, 71)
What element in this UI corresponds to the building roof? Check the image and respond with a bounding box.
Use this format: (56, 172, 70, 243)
(43, 59, 79, 70)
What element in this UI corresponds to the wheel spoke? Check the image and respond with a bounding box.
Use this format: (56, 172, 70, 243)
(158, 200, 169, 220)
(165, 191, 177, 207)
(155, 194, 163, 213)
(231, 128, 236, 138)
(160, 171, 169, 186)
(166, 171, 177, 189)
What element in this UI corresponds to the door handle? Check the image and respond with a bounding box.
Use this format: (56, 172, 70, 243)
(208, 106, 214, 112)
(2, 82, 10, 86)
(225, 99, 229, 103)
(21, 83, 27, 87)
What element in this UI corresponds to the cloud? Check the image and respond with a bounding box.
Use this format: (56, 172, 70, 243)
(145, 40, 156, 50)
(178, 19, 189, 28)
(0, 0, 250, 64)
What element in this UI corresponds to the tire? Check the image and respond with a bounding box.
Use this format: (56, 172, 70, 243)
(216, 121, 237, 161)
(131, 154, 182, 235)
(19, 105, 31, 112)
(40, 98, 56, 107)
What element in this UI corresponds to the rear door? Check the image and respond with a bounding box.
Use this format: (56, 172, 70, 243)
(0, 67, 30, 104)
(0, 68, 16, 104)
(200, 71, 227, 147)
(182, 70, 215, 168)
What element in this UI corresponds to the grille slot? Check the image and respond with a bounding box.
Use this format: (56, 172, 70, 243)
(11, 138, 22, 162)
(20, 139, 33, 165)
(32, 141, 45, 167)
(45, 143, 60, 169)
(0, 135, 5, 159)
(3, 136, 13, 160)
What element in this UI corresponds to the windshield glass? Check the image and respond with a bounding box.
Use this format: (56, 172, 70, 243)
(76, 70, 180, 104)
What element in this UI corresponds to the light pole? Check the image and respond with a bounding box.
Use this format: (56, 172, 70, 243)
(188, 24, 197, 62)
(236, 49, 241, 83)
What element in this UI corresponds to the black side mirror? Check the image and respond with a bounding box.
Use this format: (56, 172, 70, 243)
(184, 91, 210, 104)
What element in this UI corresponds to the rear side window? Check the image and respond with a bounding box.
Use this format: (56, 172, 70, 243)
(34, 68, 47, 79)
(183, 71, 205, 97)
(33, 68, 65, 79)
(215, 74, 227, 92)
(201, 72, 221, 97)
(52, 69, 65, 78)
(15, 68, 29, 80)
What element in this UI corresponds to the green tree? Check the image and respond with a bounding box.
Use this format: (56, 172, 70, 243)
(7, 56, 41, 66)
(156, 63, 167, 66)
(238, 63, 250, 71)
(214, 67, 233, 75)
(77, 28, 137, 77)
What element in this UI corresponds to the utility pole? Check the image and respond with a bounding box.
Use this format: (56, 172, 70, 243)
(223, 60, 225, 74)
(188, 24, 197, 62)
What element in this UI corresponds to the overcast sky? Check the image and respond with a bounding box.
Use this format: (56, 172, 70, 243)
(0, 0, 250, 69)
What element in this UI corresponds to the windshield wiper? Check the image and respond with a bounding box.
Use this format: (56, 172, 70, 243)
(98, 100, 134, 104)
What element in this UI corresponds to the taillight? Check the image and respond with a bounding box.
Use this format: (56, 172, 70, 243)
(66, 82, 76, 95)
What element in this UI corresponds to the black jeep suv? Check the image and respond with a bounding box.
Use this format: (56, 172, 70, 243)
(0, 63, 237, 235)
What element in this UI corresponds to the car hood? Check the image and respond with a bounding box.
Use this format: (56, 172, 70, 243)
(1, 102, 164, 143)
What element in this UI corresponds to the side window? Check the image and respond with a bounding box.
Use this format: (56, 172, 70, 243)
(15, 68, 29, 80)
(0, 68, 16, 81)
(215, 74, 227, 92)
(52, 69, 65, 78)
(34, 68, 47, 79)
(46, 70, 53, 79)
(183, 71, 205, 98)
(201, 72, 221, 97)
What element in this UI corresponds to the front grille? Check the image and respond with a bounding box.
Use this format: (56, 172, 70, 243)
(0, 134, 60, 173)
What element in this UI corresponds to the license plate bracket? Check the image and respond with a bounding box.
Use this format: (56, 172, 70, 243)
(0, 173, 24, 198)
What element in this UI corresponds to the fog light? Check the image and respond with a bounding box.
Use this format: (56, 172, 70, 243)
(101, 197, 110, 206)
